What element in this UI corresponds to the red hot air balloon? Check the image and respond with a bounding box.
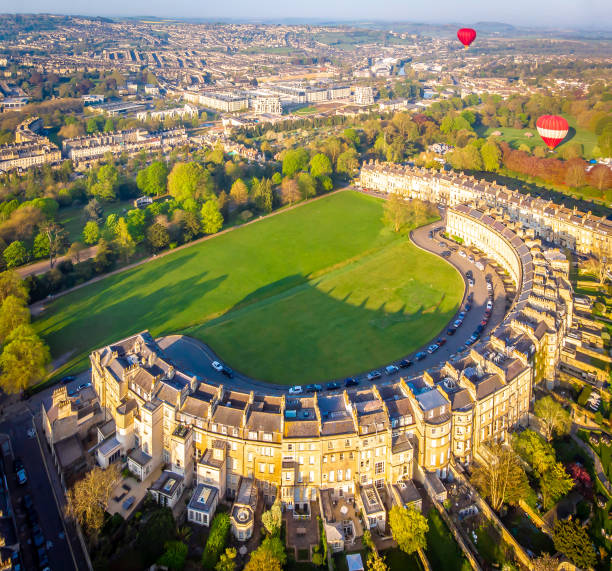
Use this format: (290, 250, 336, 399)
(536, 115, 569, 150)
(457, 28, 477, 48)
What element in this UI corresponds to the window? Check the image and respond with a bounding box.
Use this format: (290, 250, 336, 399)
(309, 456, 315, 465)
(345, 439, 351, 448)
(337, 470, 343, 481)
(288, 444, 293, 451)
(284, 471, 291, 481)
(232, 442, 238, 451)
(248, 453, 253, 463)
(211, 424, 217, 432)
(328, 442, 334, 450)
(309, 471, 314, 482)
(221, 426, 227, 435)
(259, 463, 265, 473)
(375, 462, 384, 475)
(269, 464, 274, 474)
(249, 431, 257, 440)
(346, 469, 351, 479)
(329, 471, 335, 483)
(299, 443, 305, 451)
(233, 428, 239, 437)
(263, 433, 273, 442)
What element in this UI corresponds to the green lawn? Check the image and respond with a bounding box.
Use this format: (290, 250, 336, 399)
(476, 115, 599, 158)
(425, 509, 470, 571)
(57, 199, 134, 243)
(34, 191, 463, 383)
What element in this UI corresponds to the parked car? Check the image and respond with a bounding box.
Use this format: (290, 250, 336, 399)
(475, 261, 485, 271)
(325, 382, 340, 391)
(288, 385, 303, 395)
(31, 525, 44, 547)
(367, 370, 382, 381)
(122, 496, 135, 511)
(60, 375, 75, 384)
(468, 278, 474, 287)
(441, 250, 451, 258)
(458, 312, 466, 320)
(486, 282, 493, 291)
(399, 359, 413, 368)
(211, 361, 224, 372)
(436, 337, 447, 346)
(427, 344, 440, 354)
(221, 367, 234, 378)
(467, 293, 474, 302)
(385, 365, 399, 375)
(344, 377, 359, 387)
(486, 300, 493, 310)
(464, 304, 471, 312)
(13, 458, 26, 486)
(447, 327, 456, 336)
(453, 319, 463, 328)
(415, 352, 427, 361)
(459, 250, 467, 258)
(468, 255, 475, 263)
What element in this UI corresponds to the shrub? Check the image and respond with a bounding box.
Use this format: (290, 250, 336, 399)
(202, 512, 231, 569)
(577, 387, 592, 407)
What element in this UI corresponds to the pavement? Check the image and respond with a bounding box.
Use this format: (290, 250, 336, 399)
(158, 215, 511, 395)
(16, 245, 98, 278)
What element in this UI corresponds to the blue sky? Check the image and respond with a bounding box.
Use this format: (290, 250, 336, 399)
(2, 0, 611, 29)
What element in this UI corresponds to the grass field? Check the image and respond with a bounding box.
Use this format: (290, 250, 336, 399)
(476, 116, 599, 158)
(57, 199, 134, 242)
(34, 191, 463, 384)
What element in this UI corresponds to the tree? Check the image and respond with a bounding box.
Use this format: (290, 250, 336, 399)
(533, 396, 571, 442)
(0, 324, 50, 393)
(158, 540, 188, 571)
(91, 164, 119, 201)
(310, 153, 333, 179)
(389, 505, 428, 555)
(147, 223, 170, 252)
(137, 161, 168, 197)
(280, 178, 301, 205)
(0, 271, 28, 304)
(202, 513, 231, 569)
(262, 498, 282, 536)
(39, 221, 66, 268)
(481, 140, 501, 171)
(552, 519, 596, 569)
(83, 221, 100, 245)
(201, 199, 224, 234)
(215, 548, 237, 571)
(229, 178, 249, 208)
(33, 232, 50, 259)
(471, 443, 530, 511)
(565, 159, 586, 188)
(167, 162, 214, 203)
(114, 217, 135, 261)
(540, 462, 574, 509)
(382, 194, 409, 232)
(258, 536, 286, 566)
(67, 242, 86, 263)
(282, 148, 309, 178)
(367, 551, 388, 571)
(0, 295, 30, 343)
(512, 429, 556, 477)
(65, 463, 120, 538)
(297, 172, 316, 199)
(3, 241, 28, 269)
(337, 148, 359, 178)
(84, 199, 104, 222)
(253, 178, 273, 213)
(244, 548, 282, 571)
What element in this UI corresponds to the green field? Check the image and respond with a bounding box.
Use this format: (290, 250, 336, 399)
(34, 191, 463, 384)
(476, 116, 599, 158)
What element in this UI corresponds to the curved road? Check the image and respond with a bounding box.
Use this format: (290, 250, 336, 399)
(157, 215, 511, 395)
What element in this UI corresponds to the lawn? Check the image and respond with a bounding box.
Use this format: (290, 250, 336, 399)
(384, 547, 423, 571)
(57, 199, 134, 243)
(34, 190, 463, 384)
(425, 509, 469, 571)
(476, 115, 599, 158)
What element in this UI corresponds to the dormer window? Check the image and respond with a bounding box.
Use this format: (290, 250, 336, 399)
(249, 431, 257, 440)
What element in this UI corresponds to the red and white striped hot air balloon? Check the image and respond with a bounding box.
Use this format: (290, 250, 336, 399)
(536, 115, 569, 150)
(457, 28, 477, 49)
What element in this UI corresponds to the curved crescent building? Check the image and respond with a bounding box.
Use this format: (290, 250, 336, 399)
(43, 164, 591, 544)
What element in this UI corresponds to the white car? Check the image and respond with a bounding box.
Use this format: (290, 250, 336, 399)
(459, 250, 467, 258)
(486, 301, 493, 310)
(468, 279, 474, 287)
(288, 385, 303, 395)
(211, 361, 224, 372)
(385, 365, 399, 375)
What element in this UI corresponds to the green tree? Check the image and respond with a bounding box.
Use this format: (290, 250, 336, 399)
(33, 232, 50, 259)
(282, 148, 309, 178)
(367, 551, 388, 571)
(229, 178, 249, 208)
(553, 519, 596, 569)
(215, 548, 237, 571)
(126, 209, 147, 243)
(158, 540, 188, 571)
(244, 548, 282, 571)
(103, 118, 115, 132)
(512, 430, 556, 477)
(337, 148, 359, 178)
(389, 505, 428, 555)
(147, 223, 170, 252)
(82, 221, 100, 245)
(0, 295, 30, 343)
(3, 241, 28, 268)
(137, 161, 168, 197)
(253, 178, 273, 213)
(310, 153, 333, 179)
(382, 194, 409, 232)
(167, 162, 214, 203)
(297, 172, 316, 200)
(532, 553, 559, 571)
(481, 140, 502, 171)
(91, 164, 119, 201)
(597, 125, 612, 157)
(0, 324, 50, 393)
(202, 513, 231, 569)
(540, 462, 574, 509)
(259, 536, 286, 565)
(201, 199, 224, 234)
(0, 271, 28, 304)
(39, 221, 66, 268)
(114, 217, 135, 261)
(262, 499, 283, 536)
(534, 396, 571, 442)
(472, 442, 530, 511)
